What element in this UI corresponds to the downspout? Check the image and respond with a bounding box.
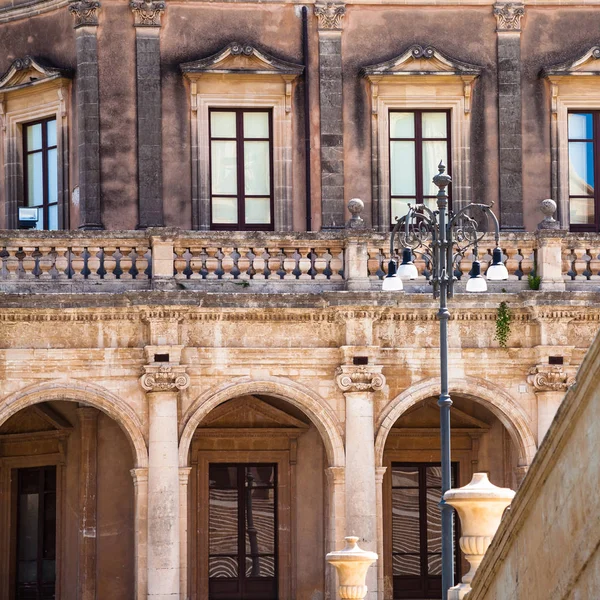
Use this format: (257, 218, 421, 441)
(302, 6, 313, 231)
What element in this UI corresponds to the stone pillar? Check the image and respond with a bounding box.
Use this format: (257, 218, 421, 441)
(335, 363, 385, 600)
(179, 467, 192, 600)
(536, 215, 567, 291)
(141, 357, 190, 600)
(131, 467, 149, 600)
(374, 467, 386, 600)
(315, 2, 346, 229)
(527, 364, 576, 442)
(325, 466, 346, 600)
(77, 406, 99, 600)
(69, 0, 103, 230)
(131, 0, 165, 228)
(493, 3, 524, 230)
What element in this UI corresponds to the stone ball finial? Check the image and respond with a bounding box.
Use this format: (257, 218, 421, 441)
(537, 198, 559, 230)
(347, 198, 365, 229)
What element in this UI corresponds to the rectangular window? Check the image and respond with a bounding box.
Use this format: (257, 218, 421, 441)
(568, 111, 600, 231)
(209, 109, 274, 231)
(389, 110, 451, 224)
(391, 462, 459, 599)
(14, 466, 57, 600)
(22, 118, 59, 231)
(208, 463, 277, 600)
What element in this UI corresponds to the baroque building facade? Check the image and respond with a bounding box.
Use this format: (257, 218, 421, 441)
(0, 1, 599, 600)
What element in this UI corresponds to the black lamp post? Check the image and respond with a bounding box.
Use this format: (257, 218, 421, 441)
(383, 162, 507, 600)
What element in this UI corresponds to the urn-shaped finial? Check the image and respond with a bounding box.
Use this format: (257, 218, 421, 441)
(326, 536, 378, 599)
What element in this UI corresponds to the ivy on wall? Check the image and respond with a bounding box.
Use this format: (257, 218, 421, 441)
(495, 301, 511, 348)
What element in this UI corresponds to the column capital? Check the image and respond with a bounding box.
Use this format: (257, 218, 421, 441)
(140, 364, 190, 392)
(314, 2, 346, 31)
(325, 466, 345, 485)
(527, 364, 576, 392)
(130, 467, 149, 487)
(179, 466, 192, 485)
(375, 466, 387, 484)
(130, 0, 165, 27)
(69, 0, 101, 28)
(493, 3, 524, 32)
(335, 364, 385, 393)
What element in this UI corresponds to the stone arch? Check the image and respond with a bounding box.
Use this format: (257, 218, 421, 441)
(0, 380, 148, 468)
(375, 376, 536, 469)
(179, 376, 345, 468)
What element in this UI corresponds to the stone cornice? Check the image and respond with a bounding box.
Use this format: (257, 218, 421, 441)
(527, 364, 577, 392)
(0, 57, 72, 92)
(541, 45, 600, 79)
(140, 364, 190, 392)
(130, 0, 164, 26)
(314, 2, 346, 31)
(335, 365, 385, 393)
(69, 0, 100, 27)
(493, 3, 524, 32)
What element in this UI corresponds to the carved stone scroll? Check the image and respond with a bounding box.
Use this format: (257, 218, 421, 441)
(335, 365, 385, 393)
(140, 364, 190, 392)
(314, 2, 346, 31)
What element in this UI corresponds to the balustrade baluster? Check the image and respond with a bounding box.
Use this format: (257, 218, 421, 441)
(205, 247, 219, 279)
(268, 247, 283, 280)
(237, 247, 251, 280)
(251, 247, 266, 279)
(38, 246, 54, 280)
(329, 245, 344, 280)
(135, 246, 150, 280)
(119, 246, 134, 280)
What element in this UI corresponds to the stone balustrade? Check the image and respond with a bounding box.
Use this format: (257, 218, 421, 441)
(0, 227, 600, 292)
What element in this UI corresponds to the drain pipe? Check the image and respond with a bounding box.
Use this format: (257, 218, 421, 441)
(302, 5, 313, 231)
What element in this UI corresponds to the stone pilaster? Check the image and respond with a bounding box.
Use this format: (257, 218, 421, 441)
(77, 406, 99, 600)
(178, 467, 192, 600)
(131, 467, 149, 600)
(335, 363, 385, 600)
(141, 356, 190, 600)
(375, 467, 387, 600)
(493, 3, 524, 230)
(325, 466, 346, 600)
(315, 2, 346, 229)
(131, 0, 165, 228)
(70, 0, 103, 229)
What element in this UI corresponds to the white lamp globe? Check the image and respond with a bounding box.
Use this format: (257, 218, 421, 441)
(382, 260, 404, 291)
(397, 248, 419, 280)
(486, 247, 509, 281)
(466, 260, 488, 293)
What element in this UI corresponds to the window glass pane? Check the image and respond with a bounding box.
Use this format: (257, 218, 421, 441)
(569, 113, 593, 140)
(48, 148, 58, 205)
(244, 112, 269, 139)
(244, 141, 270, 196)
(210, 466, 238, 489)
(18, 493, 39, 562)
(211, 141, 237, 195)
(48, 204, 58, 231)
(570, 196, 595, 225)
(426, 490, 442, 552)
(391, 141, 416, 195)
(26, 123, 42, 151)
(246, 466, 275, 487)
(211, 112, 236, 138)
(27, 153, 44, 207)
(392, 554, 420, 576)
(209, 488, 238, 554)
(391, 198, 415, 222)
(245, 198, 270, 224)
(422, 112, 447, 138)
(422, 141, 448, 196)
(246, 555, 275, 578)
(390, 113, 415, 138)
(47, 119, 57, 147)
(392, 488, 420, 553)
(212, 197, 238, 224)
(392, 466, 419, 488)
(569, 141, 595, 196)
(426, 466, 442, 488)
(427, 554, 442, 576)
(209, 556, 238, 578)
(245, 487, 275, 554)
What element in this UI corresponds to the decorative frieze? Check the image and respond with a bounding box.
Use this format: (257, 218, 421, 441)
(314, 2, 346, 30)
(527, 365, 576, 392)
(130, 0, 165, 26)
(140, 364, 190, 392)
(493, 3, 524, 32)
(69, 0, 100, 27)
(335, 365, 385, 393)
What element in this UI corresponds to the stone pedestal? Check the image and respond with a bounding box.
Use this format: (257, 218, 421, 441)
(537, 229, 567, 291)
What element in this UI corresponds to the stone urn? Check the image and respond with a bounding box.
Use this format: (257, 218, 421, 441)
(326, 536, 378, 599)
(444, 473, 515, 599)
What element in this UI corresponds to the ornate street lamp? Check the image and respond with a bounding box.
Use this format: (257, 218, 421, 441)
(382, 162, 506, 600)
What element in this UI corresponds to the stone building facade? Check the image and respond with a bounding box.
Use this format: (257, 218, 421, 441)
(0, 1, 599, 600)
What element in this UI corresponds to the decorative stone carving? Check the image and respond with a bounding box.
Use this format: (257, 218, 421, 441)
(130, 0, 165, 26)
(69, 0, 101, 27)
(527, 364, 576, 392)
(346, 198, 365, 229)
(140, 364, 190, 392)
(0, 56, 71, 91)
(493, 3, 525, 32)
(314, 2, 346, 30)
(537, 198, 560, 230)
(335, 365, 385, 393)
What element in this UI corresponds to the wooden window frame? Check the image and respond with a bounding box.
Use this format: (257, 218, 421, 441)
(567, 110, 600, 232)
(22, 117, 58, 231)
(208, 108, 275, 231)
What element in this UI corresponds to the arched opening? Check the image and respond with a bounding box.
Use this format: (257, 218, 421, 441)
(380, 394, 523, 600)
(184, 386, 340, 600)
(0, 399, 136, 600)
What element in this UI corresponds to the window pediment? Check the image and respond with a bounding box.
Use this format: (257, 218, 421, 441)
(0, 56, 71, 93)
(180, 42, 304, 78)
(361, 44, 482, 81)
(542, 46, 600, 79)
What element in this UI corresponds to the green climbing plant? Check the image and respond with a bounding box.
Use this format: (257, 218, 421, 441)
(495, 301, 511, 348)
(528, 270, 541, 290)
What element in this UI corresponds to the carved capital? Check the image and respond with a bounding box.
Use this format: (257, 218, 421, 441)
(314, 2, 346, 30)
(69, 0, 100, 28)
(493, 3, 524, 32)
(527, 364, 576, 392)
(335, 365, 385, 393)
(130, 0, 165, 26)
(140, 364, 190, 392)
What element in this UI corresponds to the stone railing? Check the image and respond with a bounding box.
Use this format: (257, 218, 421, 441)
(0, 228, 599, 293)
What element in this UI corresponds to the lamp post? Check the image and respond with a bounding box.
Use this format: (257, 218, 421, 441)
(382, 162, 507, 600)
